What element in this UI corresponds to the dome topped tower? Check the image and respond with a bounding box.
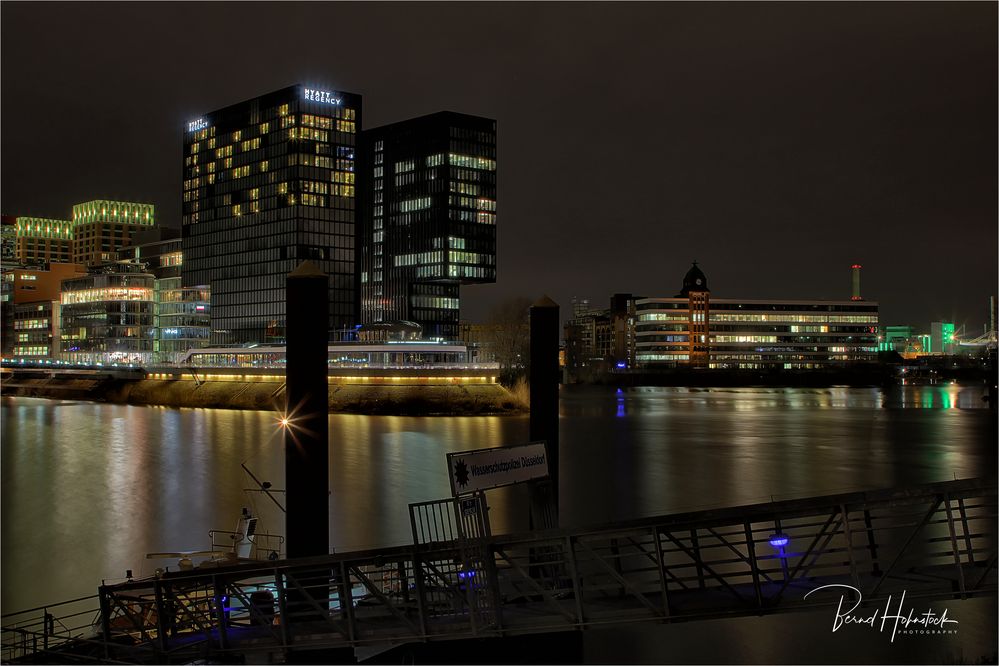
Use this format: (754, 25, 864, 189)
(677, 261, 709, 297)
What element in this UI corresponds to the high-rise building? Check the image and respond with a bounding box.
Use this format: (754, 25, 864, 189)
(359, 112, 496, 341)
(182, 84, 361, 345)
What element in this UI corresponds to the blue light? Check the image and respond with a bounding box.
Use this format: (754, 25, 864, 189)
(769, 533, 790, 548)
(616, 362, 626, 369)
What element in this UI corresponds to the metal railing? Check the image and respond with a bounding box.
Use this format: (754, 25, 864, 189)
(4, 477, 995, 664)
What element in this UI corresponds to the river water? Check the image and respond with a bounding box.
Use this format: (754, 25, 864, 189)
(2, 384, 996, 661)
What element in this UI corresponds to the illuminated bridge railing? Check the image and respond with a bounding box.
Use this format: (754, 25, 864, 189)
(3, 477, 995, 664)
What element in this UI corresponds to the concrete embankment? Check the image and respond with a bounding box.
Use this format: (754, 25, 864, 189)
(1, 376, 527, 415)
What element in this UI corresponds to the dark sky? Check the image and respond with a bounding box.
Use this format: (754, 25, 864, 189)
(2, 2, 996, 332)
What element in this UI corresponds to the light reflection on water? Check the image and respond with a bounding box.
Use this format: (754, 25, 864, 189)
(2, 385, 994, 616)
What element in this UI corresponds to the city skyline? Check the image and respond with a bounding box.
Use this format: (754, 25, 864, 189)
(1, 2, 995, 331)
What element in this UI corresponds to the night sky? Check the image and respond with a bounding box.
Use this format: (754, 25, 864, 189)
(2, 2, 995, 332)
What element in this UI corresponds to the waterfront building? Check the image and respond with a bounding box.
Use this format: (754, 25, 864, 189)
(119, 230, 210, 363)
(181, 84, 362, 345)
(60, 266, 156, 365)
(1, 261, 87, 358)
(359, 112, 497, 341)
(14, 217, 74, 263)
(71, 200, 155, 266)
(633, 264, 880, 369)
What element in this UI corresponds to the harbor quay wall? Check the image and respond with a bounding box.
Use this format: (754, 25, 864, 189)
(0, 369, 527, 415)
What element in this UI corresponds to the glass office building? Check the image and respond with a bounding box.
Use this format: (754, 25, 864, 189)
(360, 112, 496, 341)
(119, 233, 211, 362)
(182, 84, 361, 344)
(60, 267, 156, 365)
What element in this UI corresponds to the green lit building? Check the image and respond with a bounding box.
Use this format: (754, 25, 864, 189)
(930, 322, 957, 355)
(15, 217, 74, 263)
(71, 200, 155, 267)
(14, 200, 155, 267)
(878, 325, 916, 352)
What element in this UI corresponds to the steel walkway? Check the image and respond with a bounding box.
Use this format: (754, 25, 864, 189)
(3, 477, 996, 664)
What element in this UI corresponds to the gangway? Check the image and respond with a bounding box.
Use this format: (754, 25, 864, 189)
(2, 477, 995, 664)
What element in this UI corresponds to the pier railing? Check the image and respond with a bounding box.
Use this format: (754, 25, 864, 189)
(3, 477, 996, 664)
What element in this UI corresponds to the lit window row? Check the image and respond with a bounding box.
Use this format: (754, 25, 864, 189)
(396, 159, 415, 173)
(411, 295, 460, 309)
(13, 346, 48, 356)
(448, 265, 491, 279)
(449, 153, 496, 171)
(448, 250, 492, 265)
(450, 182, 480, 196)
(636, 353, 689, 361)
(398, 197, 432, 213)
(61, 287, 153, 304)
(301, 114, 334, 130)
(395, 251, 443, 267)
(713, 335, 779, 343)
(639, 313, 686, 321)
(291, 127, 328, 142)
(709, 313, 878, 324)
(13, 319, 49, 330)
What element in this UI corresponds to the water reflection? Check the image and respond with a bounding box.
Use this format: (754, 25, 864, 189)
(2, 385, 994, 615)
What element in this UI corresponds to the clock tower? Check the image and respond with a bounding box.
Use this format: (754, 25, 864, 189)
(677, 262, 710, 367)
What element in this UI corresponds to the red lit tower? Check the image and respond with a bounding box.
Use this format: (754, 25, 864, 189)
(678, 262, 710, 367)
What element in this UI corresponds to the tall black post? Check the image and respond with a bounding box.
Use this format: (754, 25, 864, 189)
(285, 261, 330, 558)
(529, 295, 560, 530)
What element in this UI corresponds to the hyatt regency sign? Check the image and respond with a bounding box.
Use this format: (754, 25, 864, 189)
(447, 443, 549, 497)
(304, 88, 342, 105)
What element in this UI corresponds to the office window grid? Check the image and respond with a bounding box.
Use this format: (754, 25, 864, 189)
(360, 112, 497, 340)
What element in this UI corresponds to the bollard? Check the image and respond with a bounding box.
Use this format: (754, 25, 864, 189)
(529, 295, 560, 531)
(284, 260, 330, 558)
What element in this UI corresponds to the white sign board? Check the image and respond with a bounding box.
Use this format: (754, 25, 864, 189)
(447, 442, 549, 497)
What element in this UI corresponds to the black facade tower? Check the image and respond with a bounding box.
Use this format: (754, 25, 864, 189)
(359, 112, 496, 341)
